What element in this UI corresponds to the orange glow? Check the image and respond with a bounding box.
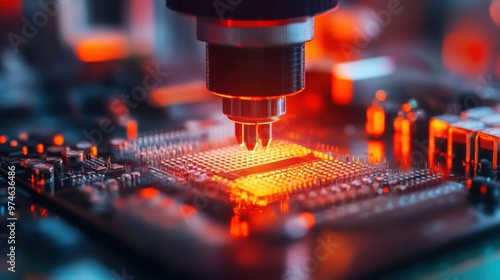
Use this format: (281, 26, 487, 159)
(312, 9, 363, 62)
(90, 146, 98, 158)
(366, 106, 385, 137)
(303, 91, 323, 112)
(394, 132, 411, 170)
(375, 90, 387, 102)
(305, 40, 323, 61)
(300, 212, 316, 229)
(394, 116, 412, 136)
(368, 140, 385, 163)
(22, 146, 28, 155)
(127, 120, 138, 140)
(491, 0, 500, 27)
(430, 119, 451, 137)
(230, 215, 250, 238)
(36, 144, 44, 154)
(443, 29, 491, 77)
(75, 34, 130, 62)
(139, 187, 159, 199)
(179, 205, 196, 219)
(429, 119, 452, 159)
(0, 135, 7, 144)
(401, 118, 411, 136)
(54, 134, 64, 146)
(332, 76, 354, 105)
(280, 201, 289, 213)
(19, 133, 28, 142)
(402, 103, 412, 113)
(149, 83, 212, 107)
(325, 11, 362, 44)
(10, 140, 18, 147)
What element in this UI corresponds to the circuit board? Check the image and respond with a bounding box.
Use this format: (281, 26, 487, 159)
(2, 110, 500, 279)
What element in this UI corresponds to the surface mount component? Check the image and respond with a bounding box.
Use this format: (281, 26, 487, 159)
(167, 0, 338, 150)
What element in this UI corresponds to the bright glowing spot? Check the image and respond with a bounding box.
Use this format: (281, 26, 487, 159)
(90, 146, 98, 158)
(300, 212, 316, 229)
(10, 140, 18, 147)
(149, 83, 212, 107)
(303, 91, 323, 112)
(366, 106, 385, 137)
(54, 134, 64, 146)
(127, 120, 138, 140)
(0, 135, 7, 144)
(402, 103, 412, 113)
(36, 144, 44, 153)
(368, 140, 385, 163)
(139, 187, 159, 198)
(22, 146, 28, 155)
(443, 30, 491, 77)
(332, 76, 353, 105)
(75, 33, 130, 62)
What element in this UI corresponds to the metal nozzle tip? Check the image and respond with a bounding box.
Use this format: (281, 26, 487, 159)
(243, 124, 258, 151)
(235, 123, 244, 145)
(260, 138, 272, 149)
(258, 123, 272, 149)
(245, 141, 258, 151)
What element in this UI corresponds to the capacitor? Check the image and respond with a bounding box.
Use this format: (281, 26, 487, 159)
(44, 157, 63, 178)
(109, 138, 127, 152)
(62, 150, 84, 169)
(20, 158, 42, 180)
(47, 145, 68, 157)
(76, 141, 93, 159)
(20, 158, 41, 168)
(31, 163, 54, 185)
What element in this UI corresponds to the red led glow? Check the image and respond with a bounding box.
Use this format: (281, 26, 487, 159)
(480, 185, 487, 195)
(443, 28, 491, 78)
(140, 187, 159, 198)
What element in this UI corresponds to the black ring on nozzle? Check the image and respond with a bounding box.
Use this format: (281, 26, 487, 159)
(166, 0, 338, 20)
(207, 44, 304, 96)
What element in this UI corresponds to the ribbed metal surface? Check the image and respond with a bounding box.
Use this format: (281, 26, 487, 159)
(197, 18, 314, 46)
(207, 44, 304, 97)
(167, 0, 338, 20)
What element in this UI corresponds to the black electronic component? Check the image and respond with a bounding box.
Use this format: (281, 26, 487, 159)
(477, 159, 494, 178)
(62, 150, 85, 168)
(31, 163, 54, 185)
